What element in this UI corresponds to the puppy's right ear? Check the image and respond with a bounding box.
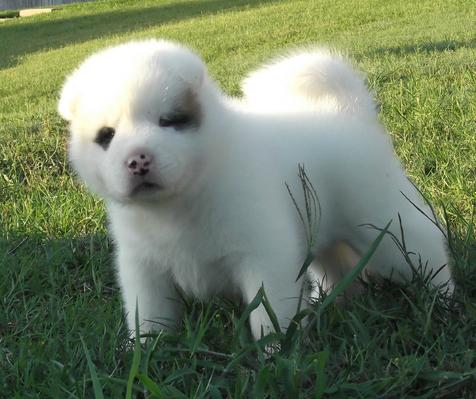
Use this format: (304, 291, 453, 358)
(58, 74, 80, 122)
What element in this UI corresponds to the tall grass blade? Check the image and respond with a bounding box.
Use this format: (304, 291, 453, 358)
(235, 286, 264, 346)
(261, 284, 282, 334)
(314, 350, 329, 399)
(138, 373, 164, 398)
(80, 336, 105, 399)
(296, 251, 315, 282)
(126, 301, 142, 399)
(286, 165, 321, 281)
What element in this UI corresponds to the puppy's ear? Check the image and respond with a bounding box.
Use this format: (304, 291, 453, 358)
(58, 74, 80, 121)
(176, 60, 204, 89)
(160, 41, 206, 90)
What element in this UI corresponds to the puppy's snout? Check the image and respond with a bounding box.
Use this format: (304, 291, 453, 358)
(127, 152, 153, 176)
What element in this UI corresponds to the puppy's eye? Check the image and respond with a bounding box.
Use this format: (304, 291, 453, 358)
(159, 113, 192, 129)
(95, 127, 115, 150)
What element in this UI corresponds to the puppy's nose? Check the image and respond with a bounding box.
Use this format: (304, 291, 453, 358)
(127, 152, 153, 176)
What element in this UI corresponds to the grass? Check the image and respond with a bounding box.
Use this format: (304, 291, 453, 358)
(0, 0, 475, 397)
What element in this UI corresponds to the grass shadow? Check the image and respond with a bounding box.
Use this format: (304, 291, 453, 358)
(0, 231, 130, 397)
(0, 0, 276, 70)
(368, 38, 476, 57)
(0, 232, 115, 298)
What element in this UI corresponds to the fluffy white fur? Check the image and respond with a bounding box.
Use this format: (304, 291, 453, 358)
(59, 40, 453, 340)
(241, 48, 378, 120)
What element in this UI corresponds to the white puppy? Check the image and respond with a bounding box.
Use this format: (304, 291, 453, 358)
(58, 40, 452, 340)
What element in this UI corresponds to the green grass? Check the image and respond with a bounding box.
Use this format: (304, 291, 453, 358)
(1, 0, 475, 397)
(0, 10, 19, 19)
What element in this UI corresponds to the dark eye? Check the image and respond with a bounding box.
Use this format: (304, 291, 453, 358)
(95, 127, 115, 150)
(159, 113, 192, 129)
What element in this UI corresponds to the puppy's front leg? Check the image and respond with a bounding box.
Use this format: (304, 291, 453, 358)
(239, 259, 304, 340)
(117, 251, 182, 338)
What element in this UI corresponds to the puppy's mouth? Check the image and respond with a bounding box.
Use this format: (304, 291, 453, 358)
(130, 181, 163, 196)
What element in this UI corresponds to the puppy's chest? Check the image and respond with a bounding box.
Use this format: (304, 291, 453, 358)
(148, 226, 241, 299)
(113, 209, 241, 298)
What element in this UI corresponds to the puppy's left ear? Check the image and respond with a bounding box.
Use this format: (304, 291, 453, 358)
(58, 74, 80, 122)
(156, 40, 206, 90)
(182, 62, 204, 88)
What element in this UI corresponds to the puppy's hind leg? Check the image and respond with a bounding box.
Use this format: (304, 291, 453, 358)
(310, 241, 365, 302)
(350, 188, 454, 295)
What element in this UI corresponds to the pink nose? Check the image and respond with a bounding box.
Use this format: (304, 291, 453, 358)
(127, 152, 153, 176)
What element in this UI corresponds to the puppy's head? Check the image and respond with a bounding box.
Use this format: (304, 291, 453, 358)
(59, 40, 212, 203)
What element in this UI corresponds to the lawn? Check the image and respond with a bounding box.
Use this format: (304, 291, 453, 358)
(0, 0, 475, 397)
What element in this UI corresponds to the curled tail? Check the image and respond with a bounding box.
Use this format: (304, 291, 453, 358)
(241, 48, 378, 119)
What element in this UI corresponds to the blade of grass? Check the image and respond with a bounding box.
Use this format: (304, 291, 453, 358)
(80, 336, 105, 399)
(296, 251, 315, 282)
(224, 333, 279, 373)
(314, 350, 329, 399)
(261, 284, 282, 334)
(282, 308, 313, 354)
(137, 373, 164, 398)
(126, 301, 142, 399)
(234, 286, 264, 346)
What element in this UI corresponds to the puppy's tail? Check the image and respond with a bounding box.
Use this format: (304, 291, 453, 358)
(241, 49, 378, 118)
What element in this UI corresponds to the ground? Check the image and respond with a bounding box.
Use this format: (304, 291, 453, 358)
(0, 0, 475, 397)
